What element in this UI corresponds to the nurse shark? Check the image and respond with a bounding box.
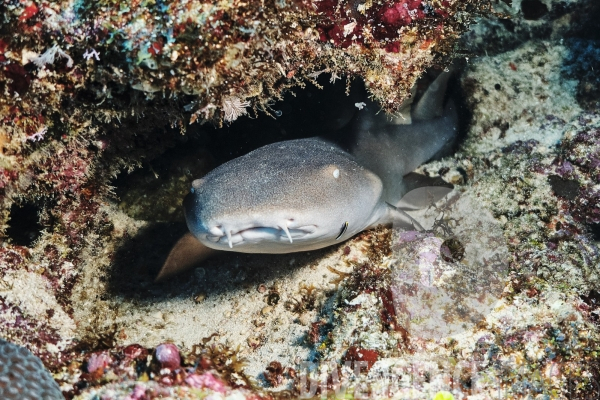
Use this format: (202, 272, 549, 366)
(156, 71, 458, 281)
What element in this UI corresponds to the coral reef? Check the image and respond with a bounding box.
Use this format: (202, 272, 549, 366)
(0, 0, 599, 398)
(67, 341, 261, 399)
(0, 338, 64, 399)
(0, 0, 488, 392)
(0, 0, 493, 377)
(555, 124, 600, 229)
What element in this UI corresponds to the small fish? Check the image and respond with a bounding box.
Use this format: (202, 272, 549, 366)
(156, 71, 458, 281)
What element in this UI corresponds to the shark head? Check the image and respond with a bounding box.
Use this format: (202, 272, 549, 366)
(184, 138, 388, 253)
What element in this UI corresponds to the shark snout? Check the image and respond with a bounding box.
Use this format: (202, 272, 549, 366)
(184, 190, 322, 250)
(202, 218, 318, 249)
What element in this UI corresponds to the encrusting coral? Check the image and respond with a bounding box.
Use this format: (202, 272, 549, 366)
(0, 0, 492, 396)
(0, 0, 492, 369)
(0, 0, 497, 244)
(1, 0, 600, 398)
(0, 338, 64, 400)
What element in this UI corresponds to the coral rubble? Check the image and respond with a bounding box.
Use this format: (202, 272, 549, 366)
(0, 0, 600, 398)
(0, 0, 492, 387)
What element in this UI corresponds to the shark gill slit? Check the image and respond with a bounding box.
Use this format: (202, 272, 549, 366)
(336, 221, 349, 240)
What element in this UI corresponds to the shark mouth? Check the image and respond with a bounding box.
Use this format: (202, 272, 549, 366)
(205, 225, 318, 248)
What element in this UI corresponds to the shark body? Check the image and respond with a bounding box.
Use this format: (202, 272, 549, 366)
(157, 71, 458, 280)
(184, 138, 389, 253)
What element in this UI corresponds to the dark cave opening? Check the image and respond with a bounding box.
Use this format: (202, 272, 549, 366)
(590, 223, 600, 242)
(521, 0, 549, 20)
(6, 202, 44, 247)
(108, 68, 470, 286)
(112, 70, 469, 225)
(111, 75, 366, 222)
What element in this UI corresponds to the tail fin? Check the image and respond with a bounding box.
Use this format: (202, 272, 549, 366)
(345, 70, 459, 206)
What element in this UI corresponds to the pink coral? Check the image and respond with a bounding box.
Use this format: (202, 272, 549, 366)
(374, 0, 426, 39)
(87, 352, 112, 374)
(185, 372, 227, 393)
(123, 344, 148, 361)
(123, 384, 149, 400)
(315, 0, 445, 46)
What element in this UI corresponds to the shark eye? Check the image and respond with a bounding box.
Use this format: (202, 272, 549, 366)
(336, 221, 348, 240)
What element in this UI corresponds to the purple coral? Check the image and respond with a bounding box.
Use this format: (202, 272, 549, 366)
(571, 187, 600, 225)
(557, 127, 600, 227)
(154, 343, 181, 370)
(185, 372, 227, 393)
(86, 351, 112, 376)
(0, 339, 63, 400)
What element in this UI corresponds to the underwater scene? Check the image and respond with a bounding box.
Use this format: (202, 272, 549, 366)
(0, 0, 599, 398)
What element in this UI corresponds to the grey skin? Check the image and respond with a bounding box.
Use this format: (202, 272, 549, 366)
(184, 138, 403, 253)
(156, 71, 458, 281)
(345, 70, 457, 209)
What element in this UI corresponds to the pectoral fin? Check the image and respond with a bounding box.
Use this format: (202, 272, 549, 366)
(396, 186, 453, 211)
(155, 233, 217, 282)
(384, 203, 425, 231)
(394, 173, 453, 210)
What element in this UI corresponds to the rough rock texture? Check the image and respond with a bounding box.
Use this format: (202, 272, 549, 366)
(0, 339, 64, 400)
(0, 1, 493, 381)
(1, 0, 490, 122)
(1, 0, 600, 398)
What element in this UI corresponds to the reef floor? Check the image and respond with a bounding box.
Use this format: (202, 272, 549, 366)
(1, 0, 600, 399)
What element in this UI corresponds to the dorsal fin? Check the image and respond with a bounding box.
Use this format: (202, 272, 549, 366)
(411, 70, 453, 121)
(155, 233, 217, 282)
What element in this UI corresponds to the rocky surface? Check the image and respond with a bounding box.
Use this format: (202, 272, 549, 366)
(1, 0, 600, 399)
